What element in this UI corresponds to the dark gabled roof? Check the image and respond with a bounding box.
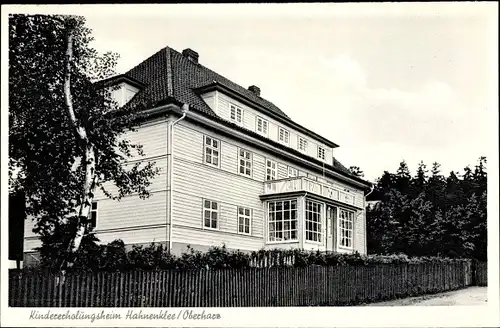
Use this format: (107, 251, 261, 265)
(103, 46, 371, 189)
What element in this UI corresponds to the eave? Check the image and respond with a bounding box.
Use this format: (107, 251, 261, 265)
(194, 81, 340, 149)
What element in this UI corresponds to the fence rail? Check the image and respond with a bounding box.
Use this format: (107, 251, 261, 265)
(9, 261, 484, 307)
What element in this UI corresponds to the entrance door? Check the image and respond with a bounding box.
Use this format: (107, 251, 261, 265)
(326, 206, 337, 252)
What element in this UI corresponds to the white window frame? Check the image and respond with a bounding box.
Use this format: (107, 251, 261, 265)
(230, 104, 243, 125)
(237, 206, 252, 235)
(287, 166, 298, 178)
(305, 200, 322, 243)
(317, 146, 326, 161)
(267, 199, 298, 243)
(238, 148, 253, 177)
(256, 116, 269, 136)
(203, 135, 220, 168)
(298, 136, 308, 153)
(87, 201, 98, 232)
(266, 159, 277, 181)
(278, 127, 290, 145)
(202, 199, 219, 230)
(338, 209, 354, 249)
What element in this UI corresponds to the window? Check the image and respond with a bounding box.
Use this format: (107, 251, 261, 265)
(256, 116, 268, 135)
(230, 104, 243, 124)
(318, 146, 326, 160)
(266, 159, 277, 181)
(204, 136, 220, 167)
(298, 137, 308, 152)
(305, 200, 322, 242)
(278, 127, 289, 144)
(86, 201, 98, 232)
(268, 200, 298, 242)
(288, 166, 298, 178)
(203, 200, 219, 229)
(338, 209, 354, 248)
(238, 149, 252, 177)
(238, 207, 252, 235)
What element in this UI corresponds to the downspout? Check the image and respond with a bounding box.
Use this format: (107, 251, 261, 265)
(167, 103, 190, 253)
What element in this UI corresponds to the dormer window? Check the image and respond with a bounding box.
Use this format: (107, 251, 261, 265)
(278, 127, 289, 145)
(103, 75, 144, 108)
(318, 146, 326, 160)
(230, 104, 243, 124)
(256, 116, 268, 136)
(298, 136, 308, 153)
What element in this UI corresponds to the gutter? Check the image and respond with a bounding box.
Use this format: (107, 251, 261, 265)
(194, 82, 339, 148)
(142, 101, 370, 190)
(167, 103, 190, 253)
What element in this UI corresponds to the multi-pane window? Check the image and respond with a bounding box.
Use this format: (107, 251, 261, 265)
(238, 149, 252, 177)
(256, 116, 268, 135)
(86, 201, 98, 232)
(238, 207, 251, 235)
(318, 146, 326, 160)
(298, 137, 308, 152)
(338, 209, 354, 248)
(203, 200, 219, 229)
(230, 104, 243, 124)
(266, 159, 277, 181)
(278, 127, 289, 144)
(305, 200, 322, 242)
(204, 136, 220, 167)
(288, 166, 298, 178)
(268, 200, 298, 242)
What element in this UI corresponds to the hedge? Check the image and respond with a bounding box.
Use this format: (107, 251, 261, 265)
(31, 239, 472, 273)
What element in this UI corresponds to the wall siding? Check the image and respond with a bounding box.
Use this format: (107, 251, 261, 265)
(172, 120, 366, 254)
(96, 226, 166, 245)
(172, 226, 264, 252)
(201, 91, 216, 111)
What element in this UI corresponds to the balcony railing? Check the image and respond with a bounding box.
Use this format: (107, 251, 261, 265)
(263, 176, 356, 206)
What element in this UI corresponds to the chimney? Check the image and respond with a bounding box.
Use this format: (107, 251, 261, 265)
(248, 85, 261, 97)
(182, 48, 199, 64)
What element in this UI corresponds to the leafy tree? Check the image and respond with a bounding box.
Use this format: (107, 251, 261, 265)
(9, 14, 160, 269)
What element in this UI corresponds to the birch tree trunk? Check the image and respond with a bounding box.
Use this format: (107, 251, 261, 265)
(62, 24, 98, 268)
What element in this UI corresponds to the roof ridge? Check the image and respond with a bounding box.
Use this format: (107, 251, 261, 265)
(164, 46, 173, 97)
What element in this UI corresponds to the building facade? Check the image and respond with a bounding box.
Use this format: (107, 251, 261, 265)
(23, 47, 372, 264)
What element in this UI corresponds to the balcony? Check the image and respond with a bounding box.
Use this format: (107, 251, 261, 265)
(262, 176, 357, 207)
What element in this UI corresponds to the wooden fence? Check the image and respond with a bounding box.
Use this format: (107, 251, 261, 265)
(8, 261, 482, 307)
(475, 261, 487, 286)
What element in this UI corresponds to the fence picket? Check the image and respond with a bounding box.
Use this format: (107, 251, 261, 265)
(9, 260, 481, 307)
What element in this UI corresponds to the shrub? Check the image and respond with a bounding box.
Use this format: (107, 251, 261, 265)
(34, 239, 472, 273)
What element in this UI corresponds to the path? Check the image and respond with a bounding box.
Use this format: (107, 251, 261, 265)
(363, 287, 487, 306)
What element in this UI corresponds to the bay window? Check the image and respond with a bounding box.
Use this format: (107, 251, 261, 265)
(268, 200, 298, 242)
(305, 200, 322, 242)
(338, 209, 354, 248)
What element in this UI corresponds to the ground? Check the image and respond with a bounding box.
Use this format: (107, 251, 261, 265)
(362, 287, 487, 306)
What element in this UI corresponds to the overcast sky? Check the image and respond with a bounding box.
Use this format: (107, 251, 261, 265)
(11, 4, 498, 181)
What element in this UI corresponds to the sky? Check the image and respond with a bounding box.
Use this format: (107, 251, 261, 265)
(8, 3, 498, 181)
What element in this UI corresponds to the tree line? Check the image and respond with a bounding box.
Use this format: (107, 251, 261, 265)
(351, 157, 487, 260)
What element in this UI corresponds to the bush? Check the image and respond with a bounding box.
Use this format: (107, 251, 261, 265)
(35, 239, 471, 273)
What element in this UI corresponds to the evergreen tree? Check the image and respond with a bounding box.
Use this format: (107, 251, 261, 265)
(366, 157, 487, 260)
